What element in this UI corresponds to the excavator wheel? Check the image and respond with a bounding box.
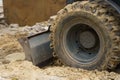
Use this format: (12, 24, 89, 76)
(50, 1, 120, 70)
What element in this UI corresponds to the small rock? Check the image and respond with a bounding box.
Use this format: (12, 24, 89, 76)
(48, 15, 57, 24)
(5, 53, 25, 62)
(9, 24, 19, 28)
(49, 15, 57, 21)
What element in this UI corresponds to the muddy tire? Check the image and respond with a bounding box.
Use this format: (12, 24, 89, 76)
(50, 1, 120, 70)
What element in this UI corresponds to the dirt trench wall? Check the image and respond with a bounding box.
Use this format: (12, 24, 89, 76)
(3, 0, 66, 26)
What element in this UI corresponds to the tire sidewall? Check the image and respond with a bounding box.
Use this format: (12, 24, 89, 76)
(54, 11, 111, 69)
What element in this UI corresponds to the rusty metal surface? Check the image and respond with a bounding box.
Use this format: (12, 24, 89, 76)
(3, 0, 66, 26)
(19, 30, 53, 66)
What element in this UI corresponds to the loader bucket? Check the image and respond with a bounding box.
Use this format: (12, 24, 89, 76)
(19, 31, 53, 67)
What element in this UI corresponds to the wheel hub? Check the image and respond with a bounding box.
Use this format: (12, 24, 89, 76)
(65, 24, 100, 62)
(79, 31, 96, 49)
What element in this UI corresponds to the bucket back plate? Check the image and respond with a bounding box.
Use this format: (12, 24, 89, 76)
(19, 31, 53, 67)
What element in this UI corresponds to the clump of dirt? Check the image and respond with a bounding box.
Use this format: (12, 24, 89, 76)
(0, 31, 28, 65)
(0, 33, 27, 59)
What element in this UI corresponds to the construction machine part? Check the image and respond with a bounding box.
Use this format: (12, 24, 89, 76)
(106, 0, 120, 13)
(19, 31, 53, 67)
(50, 1, 120, 70)
(3, 0, 66, 26)
(66, 0, 75, 4)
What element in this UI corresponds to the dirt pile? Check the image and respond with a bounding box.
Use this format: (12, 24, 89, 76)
(0, 22, 49, 59)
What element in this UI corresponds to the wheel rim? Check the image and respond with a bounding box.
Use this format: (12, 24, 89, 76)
(65, 23, 100, 63)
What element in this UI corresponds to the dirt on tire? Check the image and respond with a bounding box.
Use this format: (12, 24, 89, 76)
(50, 1, 120, 70)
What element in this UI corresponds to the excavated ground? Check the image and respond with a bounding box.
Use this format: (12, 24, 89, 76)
(0, 21, 120, 80)
(0, 3, 119, 79)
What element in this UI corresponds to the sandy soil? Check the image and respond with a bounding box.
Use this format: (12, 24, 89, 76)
(0, 61, 119, 80)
